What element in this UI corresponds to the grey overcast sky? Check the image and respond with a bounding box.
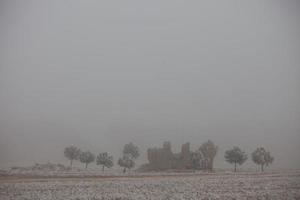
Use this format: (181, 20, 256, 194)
(0, 0, 299, 169)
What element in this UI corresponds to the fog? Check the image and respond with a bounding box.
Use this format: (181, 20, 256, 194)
(0, 0, 299, 169)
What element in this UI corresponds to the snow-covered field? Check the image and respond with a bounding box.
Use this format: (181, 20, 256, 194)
(1, 171, 299, 200)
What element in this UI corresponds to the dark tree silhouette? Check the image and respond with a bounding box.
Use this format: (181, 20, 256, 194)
(225, 146, 247, 172)
(96, 152, 113, 172)
(199, 140, 218, 171)
(118, 155, 135, 173)
(252, 147, 274, 172)
(79, 151, 95, 169)
(64, 145, 81, 167)
(123, 142, 140, 160)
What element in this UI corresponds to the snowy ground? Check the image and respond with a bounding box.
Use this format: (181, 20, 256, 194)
(0, 171, 299, 200)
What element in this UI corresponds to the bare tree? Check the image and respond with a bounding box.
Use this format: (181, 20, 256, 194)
(225, 146, 247, 172)
(199, 140, 218, 171)
(64, 145, 81, 168)
(123, 142, 140, 160)
(79, 151, 95, 169)
(252, 147, 274, 172)
(118, 154, 135, 173)
(96, 152, 113, 172)
(118, 142, 139, 173)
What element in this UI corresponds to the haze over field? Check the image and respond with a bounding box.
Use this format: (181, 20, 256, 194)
(0, 1, 299, 169)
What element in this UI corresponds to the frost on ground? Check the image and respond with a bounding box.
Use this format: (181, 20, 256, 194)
(0, 172, 299, 200)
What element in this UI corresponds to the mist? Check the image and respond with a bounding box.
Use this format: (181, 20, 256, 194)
(0, 0, 299, 170)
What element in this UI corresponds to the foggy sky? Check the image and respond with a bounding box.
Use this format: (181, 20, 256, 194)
(0, 0, 300, 169)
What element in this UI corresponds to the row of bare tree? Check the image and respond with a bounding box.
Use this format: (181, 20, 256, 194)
(224, 146, 274, 172)
(64, 141, 273, 172)
(64, 142, 139, 172)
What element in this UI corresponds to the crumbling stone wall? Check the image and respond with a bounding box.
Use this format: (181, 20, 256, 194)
(147, 141, 173, 170)
(181, 142, 191, 168)
(147, 142, 198, 170)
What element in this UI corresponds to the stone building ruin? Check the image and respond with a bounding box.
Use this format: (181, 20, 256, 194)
(146, 141, 206, 171)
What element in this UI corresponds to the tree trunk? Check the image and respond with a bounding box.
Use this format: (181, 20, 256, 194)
(205, 159, 209, 171)
(234, 162, 237, 172)
(70, 159, 73, 168)
(261, 164, 264, 172)
(209, 159, 214, 171)
(102, 165, 105, 172)
(123, 167, 126, 173)
(85, 163, 88, 169)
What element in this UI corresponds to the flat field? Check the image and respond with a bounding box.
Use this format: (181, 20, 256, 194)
(0, 171, 299, 200)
